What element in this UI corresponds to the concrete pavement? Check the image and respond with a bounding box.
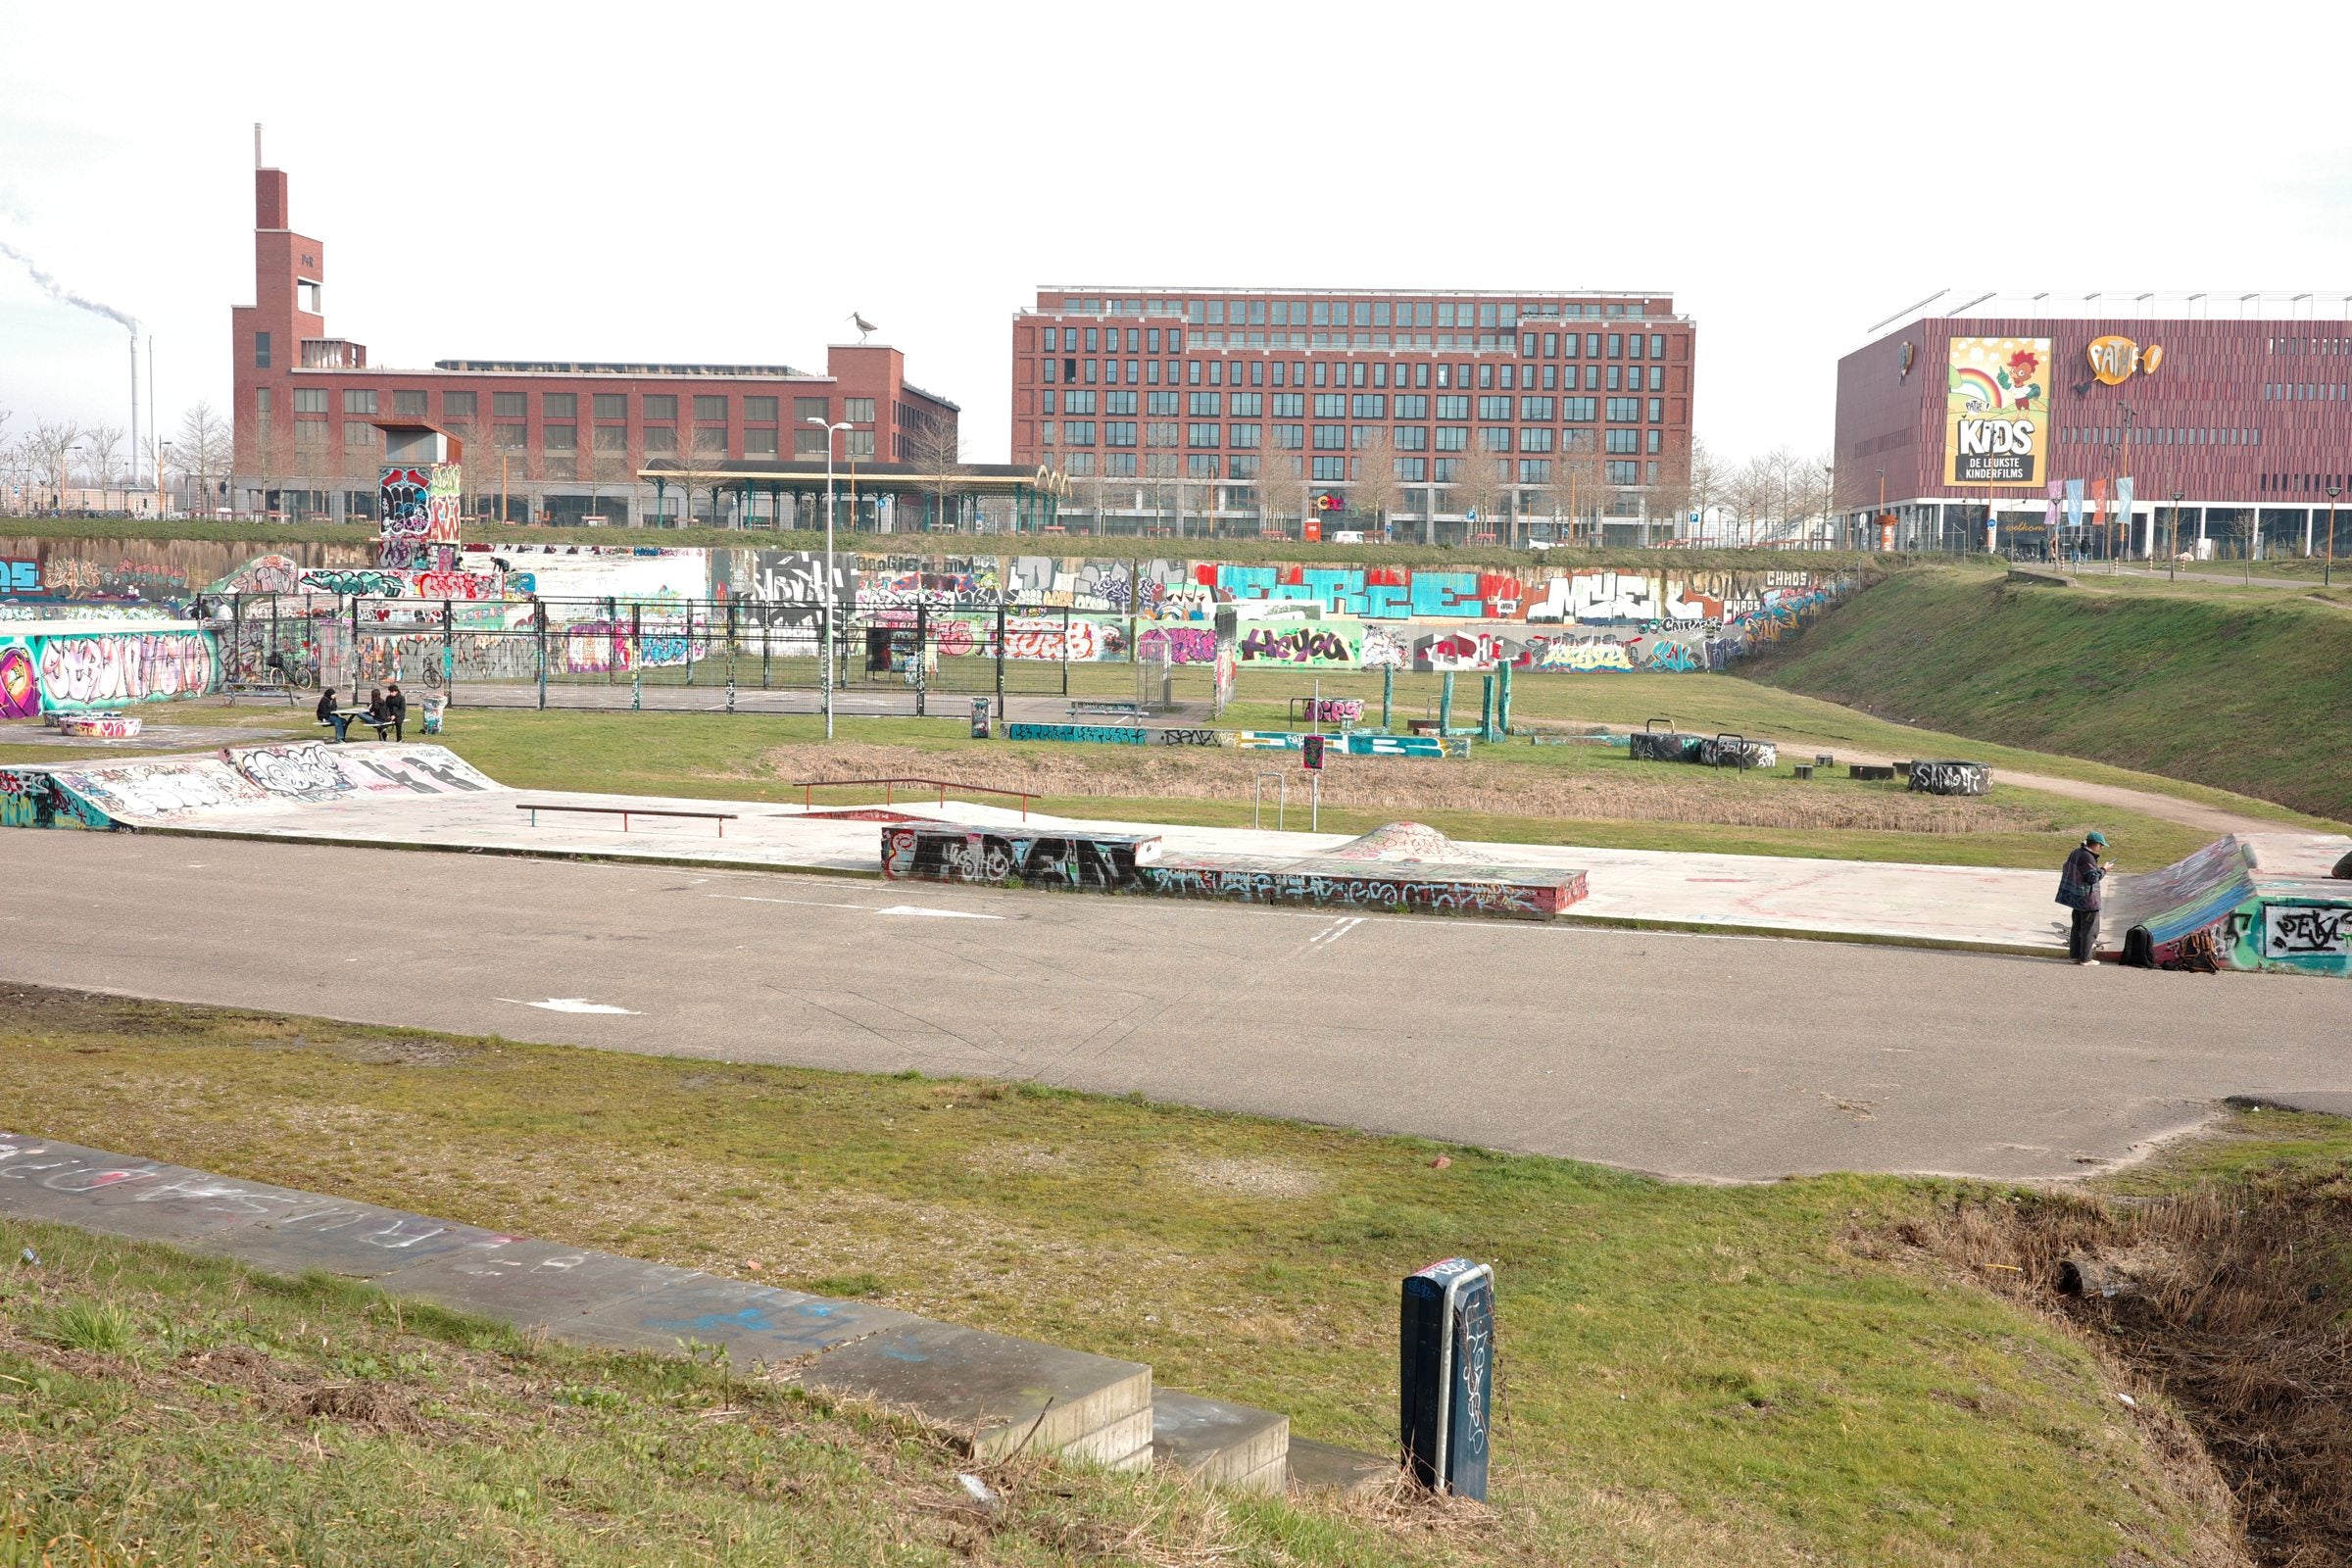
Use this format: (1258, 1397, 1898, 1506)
(4, 831, 2344, 1184)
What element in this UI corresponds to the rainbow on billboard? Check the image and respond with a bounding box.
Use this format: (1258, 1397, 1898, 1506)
(1944, 337, 2050, 486)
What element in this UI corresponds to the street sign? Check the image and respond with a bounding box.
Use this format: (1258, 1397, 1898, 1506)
(1400, 1257, 1494, 1499)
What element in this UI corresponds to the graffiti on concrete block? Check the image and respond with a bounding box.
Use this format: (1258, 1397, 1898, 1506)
(1136, 625, 1217, 664)
(2266, 905, 2351, 961)
(881, 825, 1161, 888)
(6, 630, 219, 710)
(0, 767, 108, 830)
(1697, 736, 1777, 769)
(1154, 729, 1224, 747)
(1908, 760, 1991, 797)
(1238, 622, 1360, 666)
(1629, 731, 1703, 763)
(1135, 859, 1586, 920)
(1303, 698, 1364, 724)
(1005, 722, 1148, 746)
(227, 743, 353, 802)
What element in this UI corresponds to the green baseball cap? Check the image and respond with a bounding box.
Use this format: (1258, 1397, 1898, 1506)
(2085, 831, 2108, 846)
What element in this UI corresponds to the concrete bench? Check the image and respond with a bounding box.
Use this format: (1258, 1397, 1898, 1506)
(516, 802, 738, 837)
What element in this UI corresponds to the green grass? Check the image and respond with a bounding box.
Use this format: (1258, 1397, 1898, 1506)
(0, 687, 2258, 872)
(1751, 565, 2352, 820)
(0, 986, 2278, 1566)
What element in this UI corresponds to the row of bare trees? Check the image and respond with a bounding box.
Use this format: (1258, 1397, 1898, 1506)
(1687, 441, 1843, 548)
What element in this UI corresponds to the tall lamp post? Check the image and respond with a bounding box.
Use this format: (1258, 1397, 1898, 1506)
(806, 417, 853, 740)
(2169, 490, 2182, 581)
(2328, 483, 2340, 589)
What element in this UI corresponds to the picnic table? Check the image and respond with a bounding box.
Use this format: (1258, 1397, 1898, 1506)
(318, 708, 391, 744)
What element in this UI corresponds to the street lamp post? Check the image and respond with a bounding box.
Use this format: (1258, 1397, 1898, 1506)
(2328, 483, 2341, 589)
(806, 416, 853, 740)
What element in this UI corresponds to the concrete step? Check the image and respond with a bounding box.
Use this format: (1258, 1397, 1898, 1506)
(1286, 1436, 1395, 1494)
(1151, 1390, 1289, 1493)
(794, 1320, 1152, 1465)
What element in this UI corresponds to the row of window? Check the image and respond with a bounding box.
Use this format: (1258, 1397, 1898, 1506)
(1041, 356, 1671, 393)
(1039, 421, 1665, 454)
(272, 386, 876, 426)
(1042, 323, 1672, 361)
(1043, 391, 1662, 422)
(2263, 383, 2351, 401)
(1056, 452, 1657, 486)
(2059, 425, 2261, 448)
(1053, 296, 1656, 326)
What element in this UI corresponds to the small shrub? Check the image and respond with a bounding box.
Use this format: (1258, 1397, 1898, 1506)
(41, 1299, 139, 1357)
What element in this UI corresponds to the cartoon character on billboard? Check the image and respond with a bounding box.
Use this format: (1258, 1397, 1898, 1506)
(1999, 348, 2041, 407)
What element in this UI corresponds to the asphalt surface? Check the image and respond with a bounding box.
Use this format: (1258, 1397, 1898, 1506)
(4, 831, 2345, 1183)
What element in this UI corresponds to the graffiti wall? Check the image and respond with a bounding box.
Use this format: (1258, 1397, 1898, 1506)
(0, 626, 220, 712)
(881, 825, 1162, 888)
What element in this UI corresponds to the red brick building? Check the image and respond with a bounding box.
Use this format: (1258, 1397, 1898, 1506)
(1009, 287, 1696, 544)
(1836, 311, 2352, 559)
(230, 164, 962, 527)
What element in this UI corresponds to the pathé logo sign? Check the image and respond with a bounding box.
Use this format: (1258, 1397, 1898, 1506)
(2087, 335, 2165, 386)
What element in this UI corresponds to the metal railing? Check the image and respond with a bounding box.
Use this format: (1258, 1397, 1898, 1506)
(793, 776, 1035, 819)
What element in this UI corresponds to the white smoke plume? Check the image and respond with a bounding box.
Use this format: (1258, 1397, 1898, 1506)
(0, 240, 136, 334)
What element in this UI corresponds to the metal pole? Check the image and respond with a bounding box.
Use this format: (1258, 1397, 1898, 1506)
(824, 435, 836, 739)
(2329, 486, 2340, 589)
(535, 598, 548, 710)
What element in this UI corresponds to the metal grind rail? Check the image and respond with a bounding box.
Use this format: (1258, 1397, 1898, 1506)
(793, 776, 1037, 820)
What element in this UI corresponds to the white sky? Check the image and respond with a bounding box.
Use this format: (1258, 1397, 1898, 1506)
(6, 1, 2351, 469)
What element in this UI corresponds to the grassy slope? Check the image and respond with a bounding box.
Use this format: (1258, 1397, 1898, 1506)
(1753, 566, 2352, 821)
(0, 988, 2260, 1567)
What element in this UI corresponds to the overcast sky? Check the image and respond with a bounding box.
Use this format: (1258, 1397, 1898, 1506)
(7, 2, 2351, 470)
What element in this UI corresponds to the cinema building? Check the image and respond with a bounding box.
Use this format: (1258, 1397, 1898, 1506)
(1009, 286, 1696, 544)
(229, 161, 1062, 531)
(1835, 301, 2352, 559)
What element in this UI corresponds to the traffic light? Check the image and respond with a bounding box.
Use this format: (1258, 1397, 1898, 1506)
(1302, 734, 1326, 770)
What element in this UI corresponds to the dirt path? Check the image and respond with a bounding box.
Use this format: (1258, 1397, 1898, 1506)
(1557, 721, 2286, 839)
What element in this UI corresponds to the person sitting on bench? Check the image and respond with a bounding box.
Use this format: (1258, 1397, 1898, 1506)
(316, 686, 352, 743)
(383, 681, 408, 742)
(363, 687, 394, 741)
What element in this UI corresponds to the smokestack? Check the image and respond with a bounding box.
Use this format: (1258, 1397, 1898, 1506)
(255, 122, 263, 169)
(129, 337, 138, 489)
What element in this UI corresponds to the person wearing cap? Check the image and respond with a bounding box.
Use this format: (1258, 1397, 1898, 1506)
(2055, 830, 2113, 964)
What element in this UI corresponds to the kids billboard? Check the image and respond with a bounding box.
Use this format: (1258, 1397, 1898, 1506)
(1944, 337, 2050, 486)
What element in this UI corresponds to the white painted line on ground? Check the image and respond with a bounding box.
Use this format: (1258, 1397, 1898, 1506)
(711, 894, 880, 912)
(875, 906, 1004, 920)
(496, 998, 641, 1015)
(1307, 916, 1365, 946)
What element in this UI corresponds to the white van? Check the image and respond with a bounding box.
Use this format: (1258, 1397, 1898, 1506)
(1330, 529, 1365, 545)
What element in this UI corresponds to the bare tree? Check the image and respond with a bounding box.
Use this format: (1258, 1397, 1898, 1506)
(1348, 427, 1402, 541)
(905, 417, 968, 534)
(1256, 446, 1301, 540)
(28, 418, 82, 512)
(1144, 450, 1181, 538)
(1446, 448, 1509, 543)
(1087, 466, 1121, 535)
(175, 401, 230, 517)
(236, 412, 284, 518)
(582, 428, 632, 525)
(339, 421, 384, 525)
(83, 425, 124, 511)
(1686, 436, 1729, 548)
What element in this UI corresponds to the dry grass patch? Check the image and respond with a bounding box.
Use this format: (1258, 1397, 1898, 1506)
(764, 740, 2050, 834)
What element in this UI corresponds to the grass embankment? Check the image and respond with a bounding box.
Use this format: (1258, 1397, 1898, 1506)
(0, 698, 2226, 870)
(0, 514, 1891, 576)
(1751, 565, 2352, 821)
(0, 988, 2290, 1566)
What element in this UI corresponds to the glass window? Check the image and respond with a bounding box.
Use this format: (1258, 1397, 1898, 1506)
(1481, 427, 1511, 452)
(1373, 302, 1391, 326)
(1435, 426, 1468, 451)
(542, 392, 577, 418)
(643, 425, 676, 454)
(1105, 422, 1137, 446)
(1393, 425, 1429, 451)
(544, 423, 576, 451)
(1149, 391, 1181, 416)
(1396, 456, 1427, 481)
(1435, 395, 1469, 419)
(1477, 396, 1512, 420)
(741, 395, 776, 421)
(1273, 424, 1304, 448)
(1563, 398, 1596, 421)
(1479, 304, 1498, 327)
(1646, 429, 1663, 454)
(846, 430, 874, 462)
(1311, 456, 1347, 481)
(1312, 424, 1347, 449)
(1606, 333, 1623, 358)
(393, 389, 427, 418)
(1105, 390, 1138, 415)
(493, 391, 526, 418)
(1190, 392, 1220, 416)
(1606, 460, 1641, 484)
(1519, 396, 1554, 419)
(1518, 427, 1553, 452)
(1650, 334, 1666, 358)
(1647, 398, 1664, 421)
(293, 387, 329, 414)
(1313, 393, 1346, 417)
(1188, 423, 1220, 447)
(1229, 392, 1262, 416)
(1064, 422, 1096, 445)
(1229, 423, 1261, 447)
(1607, 367, 1622, 391)
(1606, 429, 1640, 453)
(254, 330, 271, 368)
(643, 394, 677, 420)
(1190, 455, 1220, 477)
(595, 425, 628, 451)
(1352, 393, 1385, 416)
(1649, 367, 1665, 391)
(1062, 390, 1096, 415)
(340, 388, 378, 415)
(694, 395, 728, 421)
(1519, 459, 1550, 482)
(1394, 394, 1429, 419)
(845, 398, 876, 422)
(1628, 335, 1645, 360)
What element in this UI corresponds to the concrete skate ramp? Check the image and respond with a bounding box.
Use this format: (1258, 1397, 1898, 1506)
(2108, 832, 2352, 976)
(5, 744, 507, 831)
(1320, 821, 1492, 863)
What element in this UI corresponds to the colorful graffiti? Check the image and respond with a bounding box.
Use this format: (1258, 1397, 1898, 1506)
(0, 767, 107, 829)
(881, 825, 1161, 888)
(1136, 858, 1584, 920)
(0, 630, 219, 711)
(1237, 621, 1361, 666)
(1908, 760, 1992, 797)
(1005, 722, 1148, 745)
(1136, 625, 1217, 664)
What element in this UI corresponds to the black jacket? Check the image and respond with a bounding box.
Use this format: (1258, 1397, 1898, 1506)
(385, 690, 408, 721)
(315, 693, 337, 721)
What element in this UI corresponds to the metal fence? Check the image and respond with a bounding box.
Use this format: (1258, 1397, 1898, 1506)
(220, 594, 1207, 713)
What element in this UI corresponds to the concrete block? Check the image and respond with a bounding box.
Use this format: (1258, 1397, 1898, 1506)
(1285, 1436, 1394, 1494)
(371, 1242, 700, 1328)
(567, 1274, 920, 1361)
(1152, 1390, 1290, 1488)
(190, 1202, 525, 1281)
(1060, 1404, 1156, 1471)
(796, 1321, 1151, 1463)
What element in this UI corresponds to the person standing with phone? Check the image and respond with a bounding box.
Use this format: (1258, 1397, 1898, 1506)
(2056, 830, 2113, 964)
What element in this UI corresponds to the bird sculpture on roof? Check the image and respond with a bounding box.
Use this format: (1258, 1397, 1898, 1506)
(852, 313, 876, 343)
